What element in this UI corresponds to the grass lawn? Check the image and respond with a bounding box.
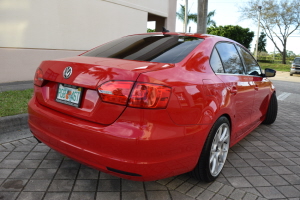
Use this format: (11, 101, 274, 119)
(259, 62, 290, 72)
(0, 89, 33, 117)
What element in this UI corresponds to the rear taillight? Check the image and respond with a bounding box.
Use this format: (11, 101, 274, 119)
(98, 81, 171, 109)
(34, 68, 44, 86)
(129, 83, 171, 109)
(98, 81, 134, 105)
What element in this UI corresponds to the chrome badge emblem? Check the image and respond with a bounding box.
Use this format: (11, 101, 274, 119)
(63, 66, 72, 79)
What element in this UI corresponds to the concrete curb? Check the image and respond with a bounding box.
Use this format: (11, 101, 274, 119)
(0, 113, 28, 134)
(0, 80, 33, 92)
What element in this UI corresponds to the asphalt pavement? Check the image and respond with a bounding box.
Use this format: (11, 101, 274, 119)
(0, 74, 300, 200)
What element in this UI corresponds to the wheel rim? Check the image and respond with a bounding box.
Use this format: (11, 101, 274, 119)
(209, 123, 230, 177)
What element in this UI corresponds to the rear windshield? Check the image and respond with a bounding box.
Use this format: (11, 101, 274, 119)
(82, 34, 203, 63)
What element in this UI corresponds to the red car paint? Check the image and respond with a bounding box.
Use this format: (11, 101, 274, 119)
(28, 33, 275, 181)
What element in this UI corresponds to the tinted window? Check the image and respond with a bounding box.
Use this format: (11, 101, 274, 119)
(210, 48, 224, 73)
(82, 35, 203, 63)
(216, 43, 244, 74)
(237, 46, 262, 76)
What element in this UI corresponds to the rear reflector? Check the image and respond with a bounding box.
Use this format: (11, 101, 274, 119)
(34, 68, 44, 86)
(128, 83, 171, 109)
(98, 81, 134, 105)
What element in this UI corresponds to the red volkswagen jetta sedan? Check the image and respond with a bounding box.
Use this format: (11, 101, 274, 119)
(28, 33, 277, 182)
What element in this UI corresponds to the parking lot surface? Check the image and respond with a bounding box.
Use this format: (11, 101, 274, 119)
(1, 77, 300, 200)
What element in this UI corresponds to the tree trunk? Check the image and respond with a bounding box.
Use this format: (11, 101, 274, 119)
(184, 0, 188, 33)
(282, 39, 287, 64)
(197, 0, 208, 34)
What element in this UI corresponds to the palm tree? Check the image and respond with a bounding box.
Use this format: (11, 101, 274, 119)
(207, 10, 216, 27)
(176, 5, 216, 32)
(176, 5, 197, 32)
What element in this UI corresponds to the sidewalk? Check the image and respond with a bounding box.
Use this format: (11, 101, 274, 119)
(268, 71, 300, 82)
(0, 100, 299, 200)
(1, 76, 300, 199)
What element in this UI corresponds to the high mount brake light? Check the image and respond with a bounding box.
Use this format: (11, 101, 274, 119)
(98, 81, 171, 109)
(98, 81, 134, 105)
(34, 68, 44, 86)
(129, 83, 171, 109)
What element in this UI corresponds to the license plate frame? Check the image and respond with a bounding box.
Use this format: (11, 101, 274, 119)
(56, 83, 83, 108)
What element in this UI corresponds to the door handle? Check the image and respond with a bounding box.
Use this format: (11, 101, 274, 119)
(254, 85, 259, 91)
(229, 86, 237, 94)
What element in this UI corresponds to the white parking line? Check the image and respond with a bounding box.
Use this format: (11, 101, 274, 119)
(277, 92, 291, 101)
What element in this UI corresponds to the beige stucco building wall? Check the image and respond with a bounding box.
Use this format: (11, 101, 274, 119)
(0, 0, 176, 83)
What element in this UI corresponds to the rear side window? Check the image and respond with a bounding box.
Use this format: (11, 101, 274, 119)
(215, 43, 244, 74)
(210, 48, 224, 73)
(237, 46, 262, 76)
(82, 35, 203, 63)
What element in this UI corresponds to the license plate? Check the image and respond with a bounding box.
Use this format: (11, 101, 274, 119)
(56, 84, 83, 107)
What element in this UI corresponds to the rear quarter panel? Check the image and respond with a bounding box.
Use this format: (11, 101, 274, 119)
(136, 36, 235, 141)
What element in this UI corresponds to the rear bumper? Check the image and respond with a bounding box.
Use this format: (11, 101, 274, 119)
(28, 97, 210, 181)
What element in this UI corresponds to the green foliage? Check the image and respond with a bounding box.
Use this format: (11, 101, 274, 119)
(286, 50, 296, 58)
(239, 0, 300, 64)
(207, 25, 254, 49)
(147, 28, 155, 33)
(176, 5, 216, 29)
(207, 10, 216, 27)
(258, 50, 296, 65)
(258, 32, 267, 52)
(268, 50, 298, 59)
(176, 4, 197, 27)
(259, 62, 290, 72)
(0, 89, 33, 117)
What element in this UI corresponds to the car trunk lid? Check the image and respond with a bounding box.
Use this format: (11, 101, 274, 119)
(35, 56, 174, 124)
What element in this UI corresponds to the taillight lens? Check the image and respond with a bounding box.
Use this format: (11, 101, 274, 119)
(98, 81, 171, 109)
(98, 81, 134, 105)
(34, 68, 44, 86)
(128, 83, 171, 109)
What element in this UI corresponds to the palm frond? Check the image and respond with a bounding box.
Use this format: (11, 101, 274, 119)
(189, 14, 198, 23)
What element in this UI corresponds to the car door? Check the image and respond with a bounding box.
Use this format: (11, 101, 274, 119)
(236, 45, 271, 124)
(212, 42, 255, 139)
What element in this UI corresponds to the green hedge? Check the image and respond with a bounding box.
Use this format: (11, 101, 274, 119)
(257, 56, 294, 63)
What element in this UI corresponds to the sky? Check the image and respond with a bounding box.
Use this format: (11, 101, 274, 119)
(149, 0, 300, 55)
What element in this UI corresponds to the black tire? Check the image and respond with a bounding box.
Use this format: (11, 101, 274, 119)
(190, 116, 230, 182)
(262, 92, 278, 125)
(290, 73, 293, 76)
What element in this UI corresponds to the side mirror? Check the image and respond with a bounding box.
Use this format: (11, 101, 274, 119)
(264, 68, 276, 77)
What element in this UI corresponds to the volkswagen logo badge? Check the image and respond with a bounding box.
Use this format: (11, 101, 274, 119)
(63, 66, 72, 79)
